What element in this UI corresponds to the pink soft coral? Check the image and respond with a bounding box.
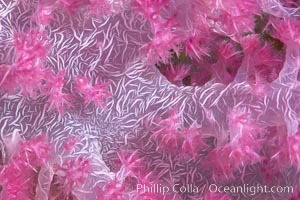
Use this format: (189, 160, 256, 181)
(19, 134, 52, 166)
(204, 146, 235, 181)
(184, 34, 210, 61)
(183, 18, 212, 61)
(262, 128, 300, 181)
(54, 156, 91, 193)
(133, 0, 181, 63)
(287, 179, 300, 200)
(0, 134, 51, 200)
(142, 16, 181, 63)
(96, 179, 129, 200)
(150, 109, 207, 157)
(205, 141, 263, 181)
(204, 191, 231, 200)
(117, 150, 144, 176)
(288, 131, 300, 170)
(45, 71, 72, 113)
(63, 135, 80, 152)
(89, 0, 112, 17)
(150, 109, 182, 152)
(228, 108, 253, 143)
(0, 29, 50, 97)
(210, 0, 260, 16)
(160, 63, 190, 86)
(263, 126, 290, 170)
(179, 123, 206, 160)
(267, 18, 300, 84)
(0, 30, 75, 114)
(211, 41, 242, 84)
(56, 0, 90, 14)
(32, 3, 54, 26)
(75, 76, 111, 108)
(270, 17, 300, 44)
(208, 0, 260, 36)
(205, 108, 264, 181)
(14, 30, 50, 64)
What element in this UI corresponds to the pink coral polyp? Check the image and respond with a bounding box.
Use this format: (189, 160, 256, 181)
(288, 131, 300, 169)
(75, 76, 111, 108)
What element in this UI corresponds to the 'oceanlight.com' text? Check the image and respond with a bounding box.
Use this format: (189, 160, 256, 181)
(136, 183, 294, 196)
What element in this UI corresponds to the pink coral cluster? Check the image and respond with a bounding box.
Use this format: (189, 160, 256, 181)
(150, 109, 206, 159)
(54, 156, 91, 193)
(133, 0, 181, 63)
(1, 0, 300, 199)
(0, 134, 93, 200)
(0, 134, 51, 199)
(0, 30, 50, 97)
(0, 28, 111, 113)
(32, 0, 113, 24)
(75, 76, 111, 109)
(45, 71, 72, 113)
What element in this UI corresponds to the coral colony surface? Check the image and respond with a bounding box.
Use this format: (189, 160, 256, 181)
(1, 0, 300, 199)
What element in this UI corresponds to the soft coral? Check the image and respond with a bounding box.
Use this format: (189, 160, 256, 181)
(133, 0, 181, 63)
(45, 71, 72, 113)
(205, 108, 264, 181)
(31, 3, 54, 26)
(288, 131, 300, 170)
(150, 109, 182, 152)
(56, 0, 90, 14)
(142, 16, 181, 63)
(117, 150, 144, 177)
(0, 29, 50, 97)
(160, 63, 190, 86)
(179, 123, 207, 160)
(89, 0, 112, 17)
(75, 76, 111, 108)
(0, 134, 52, 200)
(96, 179, 129, 200)
(54, 156, 91, 193)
